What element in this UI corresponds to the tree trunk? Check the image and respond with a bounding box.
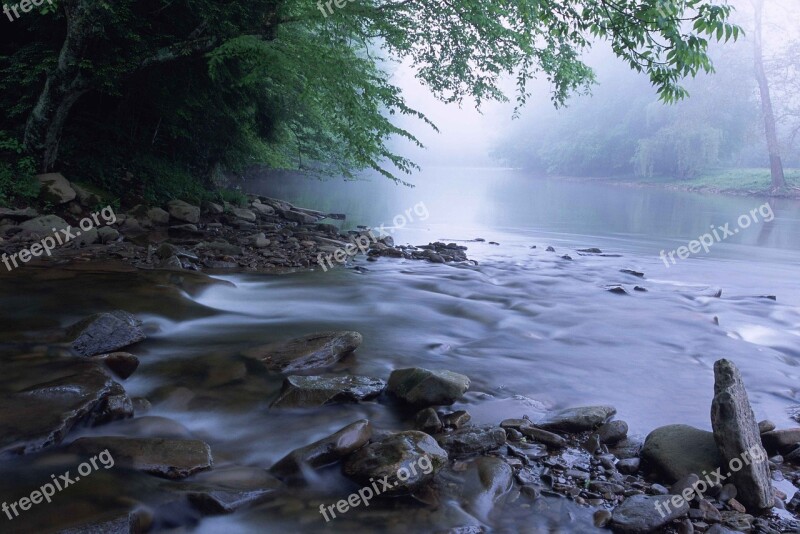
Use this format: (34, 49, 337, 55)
(751, 0, 787, 193)
(23, 0, 97, 172)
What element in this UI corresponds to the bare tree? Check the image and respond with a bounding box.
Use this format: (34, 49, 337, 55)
(750, 0, 787, 192)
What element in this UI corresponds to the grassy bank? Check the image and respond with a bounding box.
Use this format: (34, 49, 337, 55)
(599, 168, 800, 197)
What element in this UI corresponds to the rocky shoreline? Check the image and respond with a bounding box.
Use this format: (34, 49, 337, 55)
(3, 311, 799, 533)
(0, 173, 472, 275)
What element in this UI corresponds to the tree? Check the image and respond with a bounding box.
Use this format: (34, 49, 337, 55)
(1, 0, 741, 198)
(750, 0, 787, 192)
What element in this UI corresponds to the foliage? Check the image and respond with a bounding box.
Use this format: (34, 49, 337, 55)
(0, 0, 740, 201)
(0, 132, 40, 206)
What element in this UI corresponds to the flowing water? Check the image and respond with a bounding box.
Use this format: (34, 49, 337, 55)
(1, 168, 799, 532)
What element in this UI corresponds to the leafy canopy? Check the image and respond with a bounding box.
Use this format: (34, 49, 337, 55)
(0, 0, 739, 201)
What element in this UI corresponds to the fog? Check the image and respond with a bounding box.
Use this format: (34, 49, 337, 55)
(387, 0, 800, 178)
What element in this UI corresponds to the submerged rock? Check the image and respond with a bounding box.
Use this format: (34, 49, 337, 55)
(243, 331, 363, 373)
(415, 407, 444, 434)
(188, 489, 274, 515)
(270, 375, 385, 408)
(91, 352, 139, 380)
(386, 368, 470, 407)
(269, 419, 372, 481)
(455, 457, 514, 522)
(711, 359, 773, 511)
(343, 430, 447, 493)
(611, 494, 689, 533)
(0, 361, 132, 455)
(536, 405, 616, 432)
(641, 424, 723, 482)
(68, 436, 212, 479)
(68, 310, 146, 357)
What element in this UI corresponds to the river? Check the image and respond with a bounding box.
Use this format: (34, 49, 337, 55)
(1, 168, 798, 532)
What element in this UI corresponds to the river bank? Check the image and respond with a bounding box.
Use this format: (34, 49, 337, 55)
(550, 169, 800, 199)
(0, 173, 471, 277)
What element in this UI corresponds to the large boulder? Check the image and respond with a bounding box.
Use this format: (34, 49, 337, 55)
(711, 359, 772, 511)
(0, 207, 38, 221)
(611, 494, 689, 533)
(270, 375, 385, 408)
(243, 331, 363, 373)
(0, 359, 132, 455)
(269, 419, 372, 481)
(386, 368, 470, 407)
(343, 431, 448, 494)
(641, 424, 724, 482)
(67, 310, 146, 357)
(536, 405, 616, 432)
(68, 436, 212, 479)
(37, 173, 76, 204)
(167, 200, 200, 224)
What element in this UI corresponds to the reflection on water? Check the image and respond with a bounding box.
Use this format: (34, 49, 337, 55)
(1, 168, 799, 532)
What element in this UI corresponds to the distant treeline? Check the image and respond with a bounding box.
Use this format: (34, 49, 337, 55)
(493, 41, 800, 180)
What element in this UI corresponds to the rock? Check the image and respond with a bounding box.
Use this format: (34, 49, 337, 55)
(594, 509, 612, 528)
(597, 420, 628, 445)
(188, 489, 274, 515)
(620, 269, 645, 278)
(269, 420, 372, 480)
(0, 360, 133, 455)
(536, 405, 616, 432)
(57, 509, 150, 534)
(37, 173, 76, 204)
(435, 426, 506, 456)
(279, 209, 317, 225)
(761, 429, 800, 453)
(757, 420, 776, 434)
(91, 352, 139, 379)
(670, 474, 699, 497)
(67, 436, 212, 479)
(545, 246, 555, 252)
(270, 375, 385, 408)
(243, 331, 363, 373)
(202, 201, 224, 215)
(167, 200, 200, 224)
(607, 286, 628, 295)
(519, 426, 567, 449)
(442, 410, 472, 429)
(0, 207, 38, 220)
(71, 183, 105, 208)
(19, 215, 70, 236)
(97, 226, 119, 244)
(617, 457, 641, 474)
(146, 207, 170, 225)
(386, 368, 470, 407)
(610, 494, 689, 533)
(251, 203, 275, 216)
(67, 310, 146, 357)
(343, 430, 447, 493)
(711, 359, 772, 511)
(73, 228, 99, 247)
(458, 457, 514, 522)
(231, 208, 256, 222)
(642, 425, 724, 482)
(415, 408, 443, 434)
